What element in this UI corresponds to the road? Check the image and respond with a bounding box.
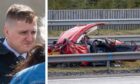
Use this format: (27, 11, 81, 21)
(48, 75, 140, 84)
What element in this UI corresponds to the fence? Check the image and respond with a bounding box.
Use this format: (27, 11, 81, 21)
(48, 9, 140, 20)
(48, 52, 140, 63)
(48, 52, 140, 70)
(48, 9, 140, 31)
(48, 35, 140, 44)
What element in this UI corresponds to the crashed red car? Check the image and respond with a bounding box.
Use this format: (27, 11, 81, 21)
(48, 22, 139, 55)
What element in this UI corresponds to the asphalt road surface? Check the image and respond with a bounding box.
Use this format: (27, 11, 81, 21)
(48, 75, 140, 84)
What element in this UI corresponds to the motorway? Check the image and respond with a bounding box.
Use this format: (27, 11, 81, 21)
(48, 75, 140, 84)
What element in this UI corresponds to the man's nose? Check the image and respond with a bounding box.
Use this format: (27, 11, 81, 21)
(26, 33, 34, 42)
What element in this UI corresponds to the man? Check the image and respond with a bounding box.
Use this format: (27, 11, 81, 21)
(0, 4, 38, 83)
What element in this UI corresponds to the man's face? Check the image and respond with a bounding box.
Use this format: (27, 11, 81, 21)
(4, 20, 37, 53)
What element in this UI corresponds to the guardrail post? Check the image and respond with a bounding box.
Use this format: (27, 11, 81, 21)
(107, 60, 111, 73)
(107, 53, 113, 73)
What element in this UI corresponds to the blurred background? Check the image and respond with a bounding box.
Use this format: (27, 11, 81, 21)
(0, 0, 45, 36)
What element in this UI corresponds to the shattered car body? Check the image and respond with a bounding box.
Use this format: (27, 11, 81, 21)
(48, 22, 139, 55)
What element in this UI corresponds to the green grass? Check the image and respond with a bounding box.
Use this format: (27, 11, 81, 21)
(48, 67, 139, 73)
(48, 60, 140, 73)
(48, 28, 140, 37)
(90, 29, 140, 36)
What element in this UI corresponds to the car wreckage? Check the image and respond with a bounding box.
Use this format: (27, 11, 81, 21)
(48, 22, 140, 67)
(49, 22, 139, 55)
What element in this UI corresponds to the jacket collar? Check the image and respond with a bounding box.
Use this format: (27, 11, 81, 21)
(3, 39, 27, 59)
(0, 38, 11, 55)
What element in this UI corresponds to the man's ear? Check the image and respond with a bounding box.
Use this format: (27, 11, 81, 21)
(3, 25, 9, 37)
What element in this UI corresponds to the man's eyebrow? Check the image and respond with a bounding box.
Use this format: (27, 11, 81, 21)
(19, 31, 27, 34)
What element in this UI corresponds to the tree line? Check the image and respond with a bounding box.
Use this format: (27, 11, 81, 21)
(48, 0, 140, 10)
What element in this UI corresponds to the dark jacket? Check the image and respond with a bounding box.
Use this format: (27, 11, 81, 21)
(0, 38, 20, 83)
